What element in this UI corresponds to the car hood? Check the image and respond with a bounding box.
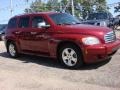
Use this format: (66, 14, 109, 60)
(57, 24, 111, 36)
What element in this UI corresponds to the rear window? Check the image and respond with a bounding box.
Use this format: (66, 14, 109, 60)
(8, 18, 17, 29)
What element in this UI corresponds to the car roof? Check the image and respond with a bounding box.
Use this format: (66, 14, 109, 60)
(12, 12, 59, 19)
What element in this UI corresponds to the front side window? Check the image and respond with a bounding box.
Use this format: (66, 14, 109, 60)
(18, 17, 30, 28)
(32, 16, 48, 28)
(8, 18, 17, 29)
(49, 13, 80, 25)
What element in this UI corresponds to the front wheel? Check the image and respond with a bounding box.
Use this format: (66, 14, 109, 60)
(7, 42, 19, 58)
(58, 44, 83, 69)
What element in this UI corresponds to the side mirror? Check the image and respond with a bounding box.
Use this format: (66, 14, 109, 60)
(37, 22, 50, 29)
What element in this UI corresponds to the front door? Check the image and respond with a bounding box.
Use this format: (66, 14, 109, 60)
(29, 15, 52, 54)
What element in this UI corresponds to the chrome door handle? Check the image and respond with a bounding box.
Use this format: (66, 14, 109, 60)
(30, 32, 37, 35)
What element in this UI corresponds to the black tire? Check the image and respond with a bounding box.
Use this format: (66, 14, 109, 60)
(7, 42, 19, 58)
(58, 44, 83, 69)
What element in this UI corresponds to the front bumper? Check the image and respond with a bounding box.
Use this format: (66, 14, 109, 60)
(83, 39, 120, 63)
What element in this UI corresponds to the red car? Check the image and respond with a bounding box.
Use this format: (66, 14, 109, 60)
(5, 12, 120, 68)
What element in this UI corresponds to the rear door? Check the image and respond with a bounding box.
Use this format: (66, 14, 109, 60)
(17, 16, 31, 51)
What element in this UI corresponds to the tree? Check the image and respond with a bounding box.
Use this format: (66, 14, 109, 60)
(25, 0, 49, 13)
(79, 0, 107, 19)
(25, 0, 107, 19)
(95, 0, 107, 12)
(46, 0, 60, 11)
(114, 2, 120, 13)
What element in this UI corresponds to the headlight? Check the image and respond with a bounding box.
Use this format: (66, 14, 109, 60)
(82, 37, 101, 45)
(100, 21, 107, 27)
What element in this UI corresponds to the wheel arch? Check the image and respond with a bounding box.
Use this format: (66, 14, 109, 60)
(56, 40, 83, 59)
(6, 39, 20, 53)
(6, 39, 14, 52)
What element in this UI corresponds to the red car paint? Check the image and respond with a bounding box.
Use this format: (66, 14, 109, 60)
(5, 12, 120, 63)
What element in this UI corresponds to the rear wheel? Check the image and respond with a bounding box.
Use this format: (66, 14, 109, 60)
(58, 44, 83, 69)
(7, 42, 19, 58)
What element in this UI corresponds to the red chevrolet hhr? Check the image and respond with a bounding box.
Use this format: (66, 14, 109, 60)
(5, 12, 120, 68)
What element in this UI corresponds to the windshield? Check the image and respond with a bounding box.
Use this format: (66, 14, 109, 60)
(87, 13, 108, 20)
(49, 13, 80, 25)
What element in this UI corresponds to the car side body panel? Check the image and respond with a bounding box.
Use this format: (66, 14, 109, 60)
(5, 12, 120, 64)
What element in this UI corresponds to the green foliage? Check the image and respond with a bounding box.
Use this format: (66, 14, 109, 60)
(46, 0, 60, 11)
(30, 0, 48, 12)
(25, 0, 49, 13)
(95, 0, 107, 12)
(114, 3, 120, 13)
(25, 0, 107, 18)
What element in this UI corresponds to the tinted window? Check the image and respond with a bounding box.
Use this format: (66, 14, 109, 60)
(8, 18, 17, 29)
(32, 16, 48, 28)
(18, 17, 30, 28)
(49, 13, 80, 25)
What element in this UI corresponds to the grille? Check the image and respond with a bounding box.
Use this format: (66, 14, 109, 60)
(104, 31, 116, 43)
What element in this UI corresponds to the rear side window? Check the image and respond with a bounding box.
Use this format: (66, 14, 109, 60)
(18, 17, 30, 28)
(8, 18, 17, 29)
